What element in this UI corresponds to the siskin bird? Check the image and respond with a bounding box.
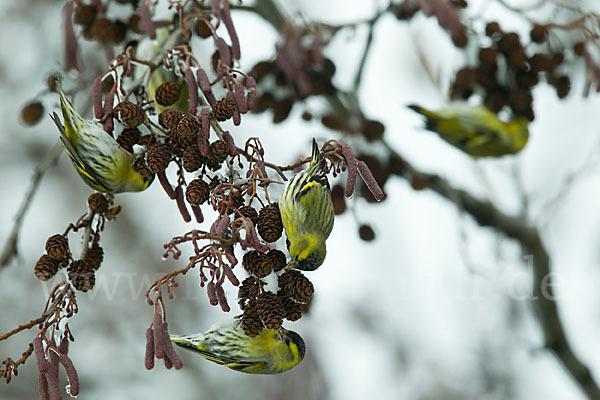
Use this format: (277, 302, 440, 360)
(408, 103, 529, 157)
(50, 80, 154, 193)
(280, 139, 335, 271)
(170, 319, 305, 374)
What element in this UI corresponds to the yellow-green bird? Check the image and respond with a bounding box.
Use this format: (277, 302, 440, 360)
(170, 319, 305, 374)
(280, 139, 334, 271)
(50, 80, 154, 193)
(408, 104, 529, 157)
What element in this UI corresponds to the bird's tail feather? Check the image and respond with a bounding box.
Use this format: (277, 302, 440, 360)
(311, 138, 323, 167)
(307, 138, 329, 190)
(407, 104, 438, 131)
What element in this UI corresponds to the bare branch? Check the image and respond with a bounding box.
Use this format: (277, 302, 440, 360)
(1, 143, 63, 268)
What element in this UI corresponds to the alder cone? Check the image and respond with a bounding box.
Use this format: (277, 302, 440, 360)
(146, 143, 171, 173)
(212, 97, 236, 121)
(257, 292, 283, 330)
(88, 193, 109, 214)
(257, 203, 283, 243)
(279, 269, 314, 303)
(34, 255, 59, 281)
(280, 294, 303, 321)
(185, 179, 210, 205)
(241, 301, 263, 337)
(155, 81, 181, 106)
(116, 128, 140, 152)
(84, 242, 104, 270)
(45, 235, 69, 261)
(115, 101, 145, 127)
(158, 110, 184, 129)
(68, 260, 95, 292)
(238, 205, 259, 225)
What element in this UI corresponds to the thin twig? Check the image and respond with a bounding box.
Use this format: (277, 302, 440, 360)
(0, 281, 70, 342)
(0, 142, 63, 268)
(353, 5, 391, 92)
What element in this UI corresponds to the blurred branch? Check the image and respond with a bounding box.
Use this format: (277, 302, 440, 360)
(386, 143, 600, 399)
(248, 0, 600, 398)
(0, 143, 63, 268)
(353, 5, 392, 92)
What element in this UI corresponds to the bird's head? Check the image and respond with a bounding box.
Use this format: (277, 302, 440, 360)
(280, 328, 306, 363)
(508, 117, 530, 152)
(125, 169, 155, 193)
(289, 233, 326, 271)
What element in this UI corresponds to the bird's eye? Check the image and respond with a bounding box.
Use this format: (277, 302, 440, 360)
(284, 336, 291, 346)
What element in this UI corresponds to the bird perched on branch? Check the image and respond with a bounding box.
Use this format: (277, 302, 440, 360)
(50, 80, 154, 193)
(170, 319, 305, 374)
(408, 103, 529, 157)
(280, 139, 335, 271)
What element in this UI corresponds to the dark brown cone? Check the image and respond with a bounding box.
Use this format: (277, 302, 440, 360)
(478, 47, 498, 66)
(182, 146, 204, 172)
(359, 224, 375, 241)
(206, 140, 229, 170)
(485, 21, 501, 37)
(133, 156, 153, 177)
(34, 255, 59, 281)
(241, 301, 263, 337)
(113, 20, 127, 44)
(331, 185, 346, 215)
(45, 235, 69, 261)
(498, 32, 521, 54)
(74, 4, 96, 26)
(158, 110, 184, 130)
(243, 251, 272, 278)
(279, 269, 314, 303)
(84, 241, 104, 270)
(128, 14, 144, 34)
(146, 143, 171, 173)
(115, 101, 145, 127)
(68, 260, 95, 292)
(185, 179, 210, 205)
(238, 205, 259, 225)
(116, 128, 140, 152)
(257, 291, 283, 330)
(21, 102, 44, 126)
(257, 203, 283, 243)
(279, 294, 303, 321)
(528, 53, 552, 71)
(555, 76, 571, 99)
(176, 115, 201, 139)
(508, 49, 527, 69)
(194, 19, 212, 38)
(530, 24, 547, 43)
(238, 277, 259, 310)
(92, 18, 116, 44)
(454, 67, 476, 87)
(573, 42, 586, 57)
(362, 119, 385, 142)
(168, 128, 197, 150)
(88, 193, 109, 214)
(211, 97, 236, 121)
(551, 53, 565, 66)
(155, 81, 181, 106)
(266, 250, 286, 272)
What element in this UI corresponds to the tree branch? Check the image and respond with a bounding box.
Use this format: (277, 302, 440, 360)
(0, 143, 63, 268)
(386, 142, 600, 398)
(247, 1, 600, 398)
